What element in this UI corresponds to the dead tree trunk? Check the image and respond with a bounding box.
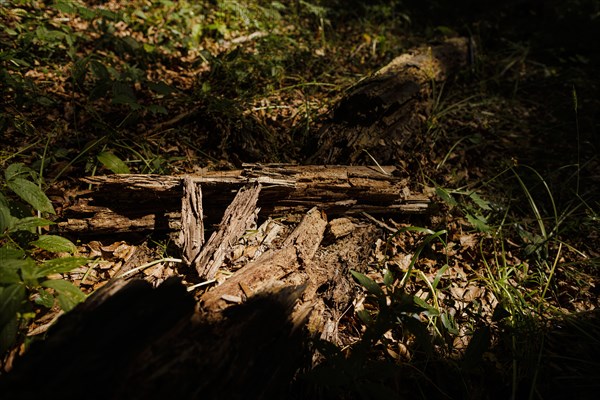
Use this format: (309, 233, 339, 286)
(307, 37, 472, 164)
(57, 164, 430, 236)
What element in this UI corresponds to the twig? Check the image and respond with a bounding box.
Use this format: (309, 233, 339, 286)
(362, 212, 396, 232)
(118, 257, 183, 278)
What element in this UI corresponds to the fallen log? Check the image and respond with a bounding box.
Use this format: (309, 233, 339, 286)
(0, 278, 309, 399)
(1, 209, 379, 399)
(57, 164, 430, 236)
(307, 37, 472, 164)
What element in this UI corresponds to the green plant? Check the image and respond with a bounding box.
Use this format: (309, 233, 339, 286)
(354, 228, 451, 349)
(469, 165, 594, 398)
(0, 163, 87, 355)
(302, 228, 457, 398)
(436, 185, 494, 232)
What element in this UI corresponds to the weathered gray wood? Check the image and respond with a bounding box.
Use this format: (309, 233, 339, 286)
(192, 183, 261, 279)
(179, 176, 204, 265)
(200, 206, 327, 314)
(57, 164, 430, 236)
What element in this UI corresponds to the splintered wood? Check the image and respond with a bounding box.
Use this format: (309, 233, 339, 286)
(200, 207, 327, 314)
(179, 176, 204, 265)
(58, 164, 430, 236)
(191, 183, 261, 279)
(56, 164, 432, 335)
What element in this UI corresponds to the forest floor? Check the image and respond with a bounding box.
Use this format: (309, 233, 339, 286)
(1, 1, 599, 399)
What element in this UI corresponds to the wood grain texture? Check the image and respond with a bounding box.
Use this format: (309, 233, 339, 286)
(57, 164, 430, 236)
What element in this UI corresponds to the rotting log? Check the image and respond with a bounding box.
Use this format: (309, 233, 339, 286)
(57, 164, 430, 236)
(1, 209, 380, 399)
(307, 37, 472, 164)
(3, 164, 391, 397)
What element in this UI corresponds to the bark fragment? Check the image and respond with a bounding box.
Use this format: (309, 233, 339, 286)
(192, 183, 261, 279)
(179, 176, 204, 265)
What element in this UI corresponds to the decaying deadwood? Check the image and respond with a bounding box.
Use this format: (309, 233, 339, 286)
(311, 223, 379, 342)
(200, 207, 327, 315)
(3, 170, 388, 398)
(307, 37, 471, 164)
(0, 278, 309, 399)
(192, 183, 261, 279)
(179, 176, 204, 265)
(57, 164, 430, 236)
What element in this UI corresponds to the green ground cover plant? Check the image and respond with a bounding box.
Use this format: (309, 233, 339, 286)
(1, 163, 87, 354)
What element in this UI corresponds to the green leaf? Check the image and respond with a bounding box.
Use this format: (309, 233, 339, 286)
(121, 36, 140, 51)
(97, 152, 131, 174)
(0, 246, 25, 260)
(271, 1, 287, 11)
(350, 270, 384, 299)
(0, 204, 15, 233)
(112, 94, 141, 108)
(383, 268, 394, 287)
(143, 43, 155, 53)
(36, 257, 87, 277)
(432, 264, 449, 290)
(412, 296, 438, 315)
(0, 313, 19, 354)
(0, 255, 36, 284)
(469, 191, 492, 210)
(147, 81, 175, 95)
(466, 213, 491, 232)
(97, 8, 119, 20)
(4, 163, 33, 182)
(440, 312, 459, 335)
(53, 1, 77, 14)
(9, 216, 55, 233)
(31, 235, 77, 253)
(90, 59, 110, 81)
(146, 104, 168, 115)
(36, 96, 55, 106)
(435, 186, 457, 207)
(41, 279, 86, 311)
(112, 81, 136, 100)
(0, 263, 22, 284)
(357, 309, 373, 325)
(6, 178, 55, 214)
(53, 1, 95, 19)
(10, 257, 38, 285)
(0, 284, 26, 328)
(0, 192, 8, 207)
(34, 289, 55, 308)
(89, 80, 111, 100)
(77, 5, 97, 20)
